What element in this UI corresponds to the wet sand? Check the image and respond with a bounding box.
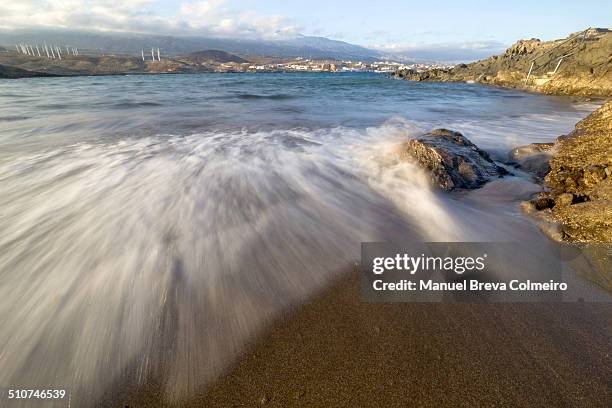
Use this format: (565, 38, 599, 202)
(116, 269, 611, 407)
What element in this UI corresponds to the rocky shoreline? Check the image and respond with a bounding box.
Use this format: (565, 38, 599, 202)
(394, 28, 612, 97)
(393, 28, 611, 242)
(399, 102, 611, 243)
(521, 102, 611, 242)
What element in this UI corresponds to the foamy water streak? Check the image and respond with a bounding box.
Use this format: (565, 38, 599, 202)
(0, 123, 443, 402)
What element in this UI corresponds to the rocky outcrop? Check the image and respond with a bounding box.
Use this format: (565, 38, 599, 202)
(524, 102, 612, 242)
(508, 143, 554, 179)
(394, 28, 612, 97)
(0, 64, 59, 78)
(400, 129, 508, 190)
(503, 39, 542, 56)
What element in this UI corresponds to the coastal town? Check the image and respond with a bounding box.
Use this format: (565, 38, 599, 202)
(208, 58, 451, 73)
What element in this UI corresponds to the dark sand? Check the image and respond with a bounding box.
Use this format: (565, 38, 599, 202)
(117, 269, 611, 407)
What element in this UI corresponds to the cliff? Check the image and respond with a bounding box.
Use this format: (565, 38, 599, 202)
(394, 28, 612, 97)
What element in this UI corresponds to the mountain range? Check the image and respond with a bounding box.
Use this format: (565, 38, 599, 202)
(0, 29, 395, 62)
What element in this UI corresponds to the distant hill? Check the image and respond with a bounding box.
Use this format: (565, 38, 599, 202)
(183, 50, 249, 64)
(0, 29, 387, 61)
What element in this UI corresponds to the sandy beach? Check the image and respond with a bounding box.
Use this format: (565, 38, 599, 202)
(107, 269, 611, 407)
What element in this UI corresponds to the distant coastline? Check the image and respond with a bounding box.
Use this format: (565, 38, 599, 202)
(0, 47, 418, 79)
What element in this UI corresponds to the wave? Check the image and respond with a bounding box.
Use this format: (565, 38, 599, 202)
(112, 101, 163, 108)
(236, 93, 297, 100)
(0, 114, 589, 404)
(0, 122, 445, 404)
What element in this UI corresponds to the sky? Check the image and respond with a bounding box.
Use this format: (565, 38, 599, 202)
(1, 0, 610, 57)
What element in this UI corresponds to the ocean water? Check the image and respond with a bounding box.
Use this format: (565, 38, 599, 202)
(0, 73, 600, 403)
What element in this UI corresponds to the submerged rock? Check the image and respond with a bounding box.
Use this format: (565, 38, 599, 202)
(526, 102, 612, 242)
(508, 143, 554, 179)
(401, 129, 508, 190)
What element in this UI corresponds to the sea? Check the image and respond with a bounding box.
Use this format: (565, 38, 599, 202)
(0, 72, 601, 403)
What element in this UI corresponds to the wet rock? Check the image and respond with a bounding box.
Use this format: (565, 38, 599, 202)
(508, 143, 554, 179)
(530, 195, 555, 210)
(555, 193, 575, 207)
(395, 68, 453, 82)
(400, 129, 507, 191)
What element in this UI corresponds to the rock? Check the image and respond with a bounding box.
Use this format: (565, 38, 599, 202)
(508, 143, 554, 161)
(545, 102, 611, 199)
(530, 195, 555, 210)
(555, 193, 574, 207)
(537, 219, 565, 242)
(0, 64, 59, 78)
(503, 39, 541, 56)
(395, 68, 452, 82)
(401, 129, 507, 190)
(508, 143, 554, 179)
(526, 102, 612, 242)
(551, 201, 612, 242)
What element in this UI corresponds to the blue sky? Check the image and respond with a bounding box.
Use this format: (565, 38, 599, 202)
(1, 0, 610, 55)
(225, 0, 611, 47)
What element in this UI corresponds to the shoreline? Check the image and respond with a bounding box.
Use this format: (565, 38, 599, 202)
(0, 69, 378, 80)
(108, 101, 611, 407)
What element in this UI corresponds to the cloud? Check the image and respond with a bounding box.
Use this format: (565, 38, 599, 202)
(0, 0, 301, 39)
(372, 40, 508, 62)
